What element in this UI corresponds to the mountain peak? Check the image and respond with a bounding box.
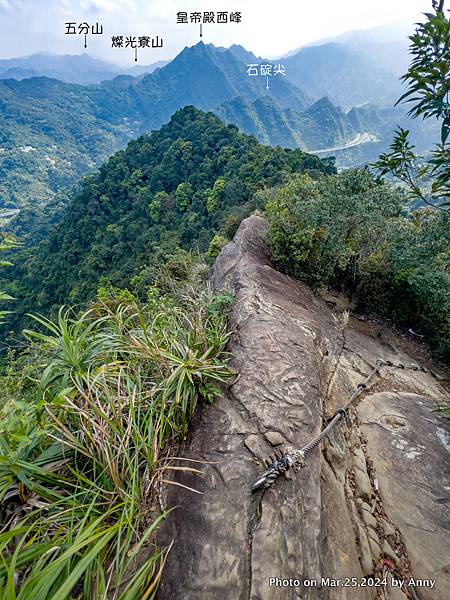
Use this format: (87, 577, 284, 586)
(178, 41, 215, 59)
(227, 44, 260, 64)
(310, 96, 334, 108)
(306, 95, 345, 116)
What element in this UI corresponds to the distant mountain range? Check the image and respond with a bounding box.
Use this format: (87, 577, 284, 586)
(283, 42, 405, 109)
(281, 22, 411, 108)
(0, 53, 169, 85)
(284, 21, 411, 55)
(0, 42, 313, 214)
(0, 24, 438, 217)
(0, 22, 412, 101)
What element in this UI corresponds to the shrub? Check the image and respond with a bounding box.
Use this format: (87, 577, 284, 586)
(266, 169, 449, 357)
(208, 234, 229, 259)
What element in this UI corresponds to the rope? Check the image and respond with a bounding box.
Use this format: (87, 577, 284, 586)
(251, 359, 427, 492)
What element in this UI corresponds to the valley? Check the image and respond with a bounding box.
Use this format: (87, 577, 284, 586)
(0, 29, 438, 220)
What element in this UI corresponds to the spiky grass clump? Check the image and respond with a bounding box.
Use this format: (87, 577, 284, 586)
(0, 264, 233, 599)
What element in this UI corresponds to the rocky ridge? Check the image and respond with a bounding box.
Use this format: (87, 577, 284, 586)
(157, 215, 450, 600)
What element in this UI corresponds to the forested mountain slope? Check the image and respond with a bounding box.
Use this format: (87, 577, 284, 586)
(2, 107, 334, 335)
(215, 96, 356, 150)
(0, 76, 132, 209)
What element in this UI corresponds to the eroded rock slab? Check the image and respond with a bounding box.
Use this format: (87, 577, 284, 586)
(157, 215, 449, 600)
(359, 392, 450, 600)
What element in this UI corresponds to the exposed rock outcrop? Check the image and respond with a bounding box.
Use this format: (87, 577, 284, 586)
(157, 215, 449, 600)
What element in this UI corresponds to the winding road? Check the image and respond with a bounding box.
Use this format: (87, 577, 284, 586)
(311, 132, 379, 154)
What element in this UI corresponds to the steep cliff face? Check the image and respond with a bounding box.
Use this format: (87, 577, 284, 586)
(157, 215, 449, 600)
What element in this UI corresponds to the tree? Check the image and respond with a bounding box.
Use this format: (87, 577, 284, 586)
(206, 178, 226, 214)
(208, 234, 228, 258)
(175, 182, 193, 211)
(374, 1, 450, 208)
(148, 191, 168, 221)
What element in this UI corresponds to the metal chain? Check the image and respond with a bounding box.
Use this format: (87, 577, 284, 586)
(251, 359, 427, 492)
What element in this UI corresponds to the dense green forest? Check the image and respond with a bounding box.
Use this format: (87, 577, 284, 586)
(1, 104, 448, 357)
(0, 77, 131, 210)
(0, 106, 334, 339)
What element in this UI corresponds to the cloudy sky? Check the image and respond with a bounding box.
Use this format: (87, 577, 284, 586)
(0, 0, 434, 64)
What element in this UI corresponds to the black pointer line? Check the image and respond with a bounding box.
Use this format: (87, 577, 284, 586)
(200, 23, 203, 38)
(135, 47, 138, 62)
(84, 33, 87, 48)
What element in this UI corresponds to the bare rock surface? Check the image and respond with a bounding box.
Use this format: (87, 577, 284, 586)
(157, 215, 449, 600)
(359, 392, 450, 600)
